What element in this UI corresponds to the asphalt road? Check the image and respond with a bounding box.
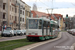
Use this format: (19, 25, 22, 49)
(0, 35, 26, 42)
(31, 32, 75, 50)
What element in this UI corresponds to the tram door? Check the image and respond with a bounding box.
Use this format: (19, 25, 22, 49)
(43, 21, 46, 36)
(48, 22, 50, 35)
(46, 21, 48, 35)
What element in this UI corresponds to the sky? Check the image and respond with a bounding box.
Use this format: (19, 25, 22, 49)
(22, 0, 75, 17)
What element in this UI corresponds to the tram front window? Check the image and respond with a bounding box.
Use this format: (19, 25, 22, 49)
(29, 19, 38, 29)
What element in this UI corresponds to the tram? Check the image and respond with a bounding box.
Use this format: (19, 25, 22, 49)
(26, 17, 59, 41)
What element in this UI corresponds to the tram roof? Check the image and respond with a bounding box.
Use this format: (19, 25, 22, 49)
(27, 17, 57, 24)
(27, 17, 50, 21)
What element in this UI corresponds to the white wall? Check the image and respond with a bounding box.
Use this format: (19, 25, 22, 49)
(17, 0, 25, 23)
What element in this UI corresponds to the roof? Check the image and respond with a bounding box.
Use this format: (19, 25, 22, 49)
(27, 17, 56, 24)
(20, 0, 25, 4)
(31, 11, 55, 20)
(31, 11, 48, 17)
(31, 11, 63, 20)
(47, 14, 55, 20)
(53, 14, 63, 19)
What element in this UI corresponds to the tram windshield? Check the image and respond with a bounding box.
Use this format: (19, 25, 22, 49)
(29, 19, 38, 29)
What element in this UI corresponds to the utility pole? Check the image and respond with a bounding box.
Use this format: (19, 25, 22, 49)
(19, 4, 20, 30)
(46, 0, 54, 36)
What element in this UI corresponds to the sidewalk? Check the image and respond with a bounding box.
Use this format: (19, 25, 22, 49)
(14, 32, 62, 50)
(0, 35, 26, 42)
(71, 43, 75, 50)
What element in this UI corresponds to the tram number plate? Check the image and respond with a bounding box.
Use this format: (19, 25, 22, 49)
(32, 32, 35, 35)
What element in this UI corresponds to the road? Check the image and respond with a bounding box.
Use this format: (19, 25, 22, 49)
(31, 32, 75, 50)
(0, 35, 26, 42)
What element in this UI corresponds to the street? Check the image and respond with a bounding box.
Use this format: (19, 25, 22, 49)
(0, 35, 26, 42)
(31, 32, 75, 50)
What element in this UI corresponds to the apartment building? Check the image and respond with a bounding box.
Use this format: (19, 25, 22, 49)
(0, 0, 3, 31)
(25, 3, 31, 28)
(16, 0, 25, 29)
(8, 0, 19, 30)
(0, 0, 8, 31)
(0, 0, 19, 30)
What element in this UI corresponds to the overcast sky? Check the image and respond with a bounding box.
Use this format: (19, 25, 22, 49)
(22, 0, 75, 17)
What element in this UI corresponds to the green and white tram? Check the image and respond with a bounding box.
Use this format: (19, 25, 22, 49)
(26, 17, 59, 41)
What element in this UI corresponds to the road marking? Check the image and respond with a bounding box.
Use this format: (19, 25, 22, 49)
(14, 32, 62, 50)
(70, 43, 75, 50)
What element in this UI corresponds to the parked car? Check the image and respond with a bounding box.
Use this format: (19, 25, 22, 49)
(13, 30, 17, 36)
(16, 30, 23, 36)
(71, 29, 75, 35)
(68, 29, 75, 34)
(1, 30, 14, 37)
(21, 30, 26, 35)
(68, 29, 73, 34)
(67, 29, 70, 33)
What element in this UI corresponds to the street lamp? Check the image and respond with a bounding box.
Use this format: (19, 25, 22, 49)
(16, 3, 23, 30)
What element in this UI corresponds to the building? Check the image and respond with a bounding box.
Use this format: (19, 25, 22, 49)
(64, 17, 74, 29)
(33, 3, 37, 11)
(53, 14, 64, 30)
(31, 11, 55, 20)
(8, 0, 19, 30)
(0, 0, 27, 30)
(0, 0, 19, 30)
(0, 0, 3, 32)
(25, 3, 31, 28)
(16, 0, 25, 29)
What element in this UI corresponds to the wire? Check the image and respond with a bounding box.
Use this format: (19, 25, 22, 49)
(71, 3, 75, 6)
(39, 0, 50, 8)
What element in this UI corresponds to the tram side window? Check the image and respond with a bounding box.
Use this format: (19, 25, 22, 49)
(39, 20, 42, 29)
(43, 21, 46, 28)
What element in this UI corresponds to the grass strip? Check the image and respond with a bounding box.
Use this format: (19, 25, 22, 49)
(0, 39, 37, 50)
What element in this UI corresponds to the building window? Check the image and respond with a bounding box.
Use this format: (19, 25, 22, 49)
(10, 6, 11, 11)
(20, 18, 22, 21)
(15, 16, 17, 21)
(16, 0, 17, 3)
(26, 11, 28, 16)
(10, 15, 11, 20)
(20, 10, 22, 14)
(23, 11, 24, 15)
(12, 7, 13, 11)
(12, 16, 13, 19)
(3, 13, 5, 19)
(3, 3, 6, 10)
(15, 8, 17, 13)
(23, 18, 24, 22)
